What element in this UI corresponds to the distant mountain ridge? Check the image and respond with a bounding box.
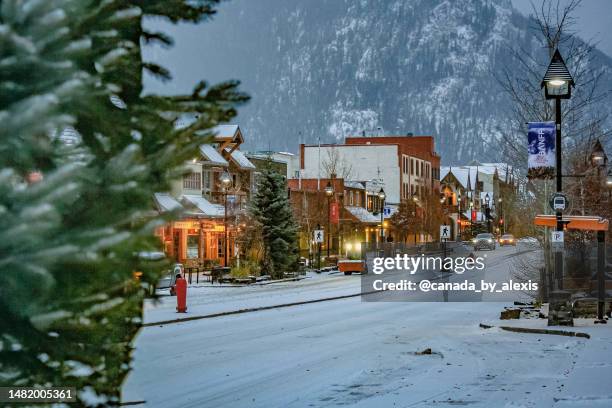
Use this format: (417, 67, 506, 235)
(163, 0, 612, 165)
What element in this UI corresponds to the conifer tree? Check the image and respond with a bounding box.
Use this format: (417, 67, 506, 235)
(249, 163, 298, 278)
(0, 1, 247, 405)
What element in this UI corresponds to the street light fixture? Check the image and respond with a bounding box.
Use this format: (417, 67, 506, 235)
(542, 50, 574, 100)
(378, 188, 386, 242)
(541, 48, 575, 298)
(219, 171, 232, 267)
(498, 197, 504, 234)
(590, 139, 607, 168)
(325, 181, 334, 258)
(457, 191, 462, 240)
(484, 193, 491, 233)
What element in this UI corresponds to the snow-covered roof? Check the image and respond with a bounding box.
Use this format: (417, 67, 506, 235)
(468, 167, 478, 189)
(213, 125, 239, 139)
(481, 162, 515, 183)
(364, 179, 384, 194)
(200, 144, 228, 166)
(226, 149, 256, 170)
(344, 181, 365, 190)
(441, 167, 470, 190)
(345, 206, 379, 223)
(181, 195, 224, 217)
(154, 193, 183, 212)
(440, 167, 450, 180)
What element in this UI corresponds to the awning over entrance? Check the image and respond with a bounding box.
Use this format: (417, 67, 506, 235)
(154, 193, 182, 212)
(345, 206, 379, 224)
(533, 215, 609, 231)
(181, 194, 224, 217)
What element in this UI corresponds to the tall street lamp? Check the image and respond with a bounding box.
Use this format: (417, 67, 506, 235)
(541, 48, 575, 292)
(590, 141, 608, 323)
(219, 171, 232, 267)
(412, 193, 419, 244)
(457, 191, 462, 241)
(325, 181, 334, 257)
(469, 200, 474, 238)
(316, 223, 322, 270)
(498, 197, 504, 235)
(484, 193, 491, 233)
(378, 188, 386, 242)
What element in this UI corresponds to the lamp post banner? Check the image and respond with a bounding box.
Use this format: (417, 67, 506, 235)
(330, 201, 340, 224)
(527, 121, 556, 179)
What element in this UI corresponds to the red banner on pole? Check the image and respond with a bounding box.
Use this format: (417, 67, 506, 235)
(330, 201, 340, 224)
(471, 209, 477, 222)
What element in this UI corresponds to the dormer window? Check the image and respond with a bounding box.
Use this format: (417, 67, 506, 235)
(183, 172, 201, 190)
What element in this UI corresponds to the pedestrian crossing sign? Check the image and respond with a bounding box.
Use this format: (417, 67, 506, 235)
(440, 225, 451, 240)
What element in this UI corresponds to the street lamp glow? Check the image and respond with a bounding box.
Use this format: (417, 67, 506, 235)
(219, 171, 232, 187)
(325, 181, 334, 196)
(548, 79, 566, 86)
(378, 188, 385, 200)
(591, 151, 606, 168)
(541, 49, 574, 100)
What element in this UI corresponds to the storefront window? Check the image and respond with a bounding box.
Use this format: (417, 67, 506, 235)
(218, 236, 225, 259)
(187, 235, 199, 259)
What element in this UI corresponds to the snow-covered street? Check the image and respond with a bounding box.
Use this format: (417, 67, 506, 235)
(123, 245, 612, 407)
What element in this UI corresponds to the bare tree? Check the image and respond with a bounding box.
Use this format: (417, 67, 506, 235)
(322, 146, 354, 180)
(496, 0, 611, 169)
(495, 0, 611, 300)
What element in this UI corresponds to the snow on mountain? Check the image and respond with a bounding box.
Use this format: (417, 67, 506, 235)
(146, 0, 612, 165)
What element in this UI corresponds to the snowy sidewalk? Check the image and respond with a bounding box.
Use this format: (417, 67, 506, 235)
(143, 272, 362, 324)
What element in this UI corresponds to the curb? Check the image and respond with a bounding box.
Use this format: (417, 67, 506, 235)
(143, 290, 378, 327)
(479, 323, 590, 339)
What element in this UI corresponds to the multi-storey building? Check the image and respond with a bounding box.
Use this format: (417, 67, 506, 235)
(154, 124, 256, 266)
(345, 134, 441, 199)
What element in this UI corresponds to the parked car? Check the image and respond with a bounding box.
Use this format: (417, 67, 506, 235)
(472, 233, 496, 251)
(499, 234, 516, 246)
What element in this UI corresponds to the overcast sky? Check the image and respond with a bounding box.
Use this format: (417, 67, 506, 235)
(511, 0, 612, 56)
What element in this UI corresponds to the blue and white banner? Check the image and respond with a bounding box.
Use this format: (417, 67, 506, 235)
(527, 121, 555, 179)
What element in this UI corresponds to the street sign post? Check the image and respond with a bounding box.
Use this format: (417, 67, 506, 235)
(314, 227, 324, 271)
(551, 231, 564, 242)
(440, 225, 451, 241)
(440, 225, 451, 269)
(549, 192, 569, 212)
(314, 229, 324, 243)
(551, 230, 564, 252)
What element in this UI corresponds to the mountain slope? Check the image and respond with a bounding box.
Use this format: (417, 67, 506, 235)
(145, 0, 612, 164)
